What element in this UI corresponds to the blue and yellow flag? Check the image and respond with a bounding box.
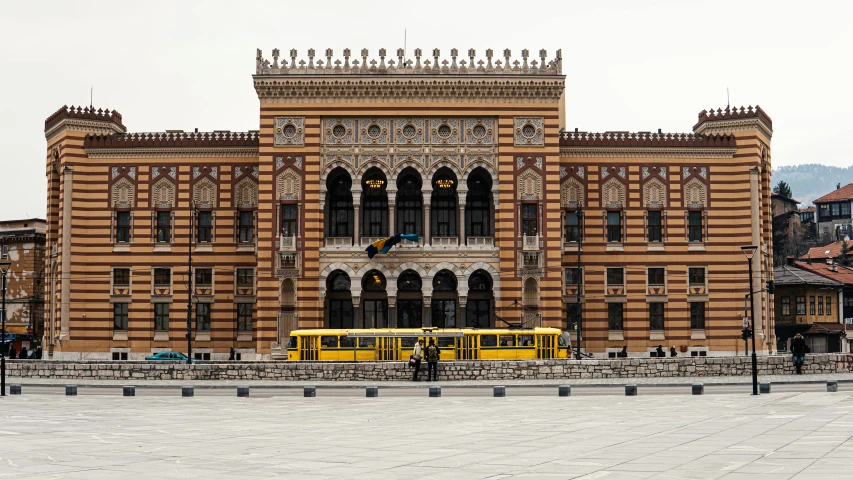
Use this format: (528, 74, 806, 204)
(365, 233, 419, 259)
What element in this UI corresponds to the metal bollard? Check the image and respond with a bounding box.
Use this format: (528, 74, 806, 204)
(366, 386, 379, 398)
(10, 385, 21, 395)
(237, 386, 250, 398)
(429, 386, 441, 397)
(123, 386, 135, 397)
(558, 385, 571, 397)
(493, 386, 506, 397)
(759, 382, 771, 394)
(625, 385, 638, 396)
(692, 384, 704, 395)
(65, 385, 77, 396)
(182, 386, 194, 397)
(304, 386, 316, 397)
(827, 381, 838, 393)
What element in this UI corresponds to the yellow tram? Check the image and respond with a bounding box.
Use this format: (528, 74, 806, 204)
(285, 327, 568, 361)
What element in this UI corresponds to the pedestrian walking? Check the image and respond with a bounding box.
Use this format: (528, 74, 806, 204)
(656, 345, 665, 358)
(228, 347, 236, 361)
(560, 329, 573, 358)
(18, 346, 27, 360)
(8, 345, 16, 359)
(670, 345, 677, 357)
(34, 346, 43, 359)
(426, 339, 441, 381)
(412, 339, 423, 381)
(790, 333, 807, 374)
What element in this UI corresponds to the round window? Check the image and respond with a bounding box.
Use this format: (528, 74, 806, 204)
(282, 124, 297, 138)
(402, 124, 416, 138)
(367, 124, 381, 138)
(521, 123, 536, 138)
(472, 125, 486, 138)
(332, 124, 346, 138)
(437, 124, 451, 138)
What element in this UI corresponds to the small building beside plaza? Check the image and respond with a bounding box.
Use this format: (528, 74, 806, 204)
(0, 219, 46, 354)
(773, 263, 842, 353)
(814, 183, 853, 242)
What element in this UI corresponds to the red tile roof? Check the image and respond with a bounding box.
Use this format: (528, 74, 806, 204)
(772, 193, 800, 205)
(814, 183, 853, 203)
(799, 206, 815, 213)
(803, 323, 847, 336)
(802, 241, 847, 261)
(794, 261, 853, 285)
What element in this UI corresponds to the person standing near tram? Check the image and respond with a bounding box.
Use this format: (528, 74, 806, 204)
(426, 339, 441, 381)
(412, 339, 423, 381)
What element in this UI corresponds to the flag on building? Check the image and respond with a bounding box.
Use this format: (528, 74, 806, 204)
(365, 233, 419, 259)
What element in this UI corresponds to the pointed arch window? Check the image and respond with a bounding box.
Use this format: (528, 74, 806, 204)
(362, 170, 388, 237)
(327, 271, 353, 329)
(466, 170, 492, 237)
(397, 172, 423, 236)
(326, 170, 354, 237)
(432, 172, 458, 237)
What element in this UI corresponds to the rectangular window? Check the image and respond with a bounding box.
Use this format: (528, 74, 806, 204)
(236, 268, 253, 287)
(608, 303, 624, 331)
(688, 267, 705, 286)
(196, 303, 210, 331)
(113, 268, 130, 287)
(819, 204, 830, 217)
(606, 267, 624, 287)
(842, 203, 851, 216)
(565, 267, 582, 286)
(0, 245, 6, 259)
(239, 211, 254, 243)
(197, 211, 212, 243)
(607, 211, 622, 243)
(566, 303, 581, 330)
(153, 268, 170, 287)
(237, 303, 253, 331)
(647, 210, 662, 242)
(688, 211, 703, 242)
(116, 211, 131, 243)
(690, 302, 705, 330)
(281, 204, 297, 237)
(564, 211, 579, 242)
(113, 303, 128, 331)
(810, 296, 816, 315)
(156, 211, 171, 243)
(647, 268, 665, 286)
(818, 296, 824, 315)
(195, 268, 212, 287)
(831, 203, 841, 216)
(522, 204, 538, 236)
(796, 296, 806, 315)
(826, 296, 832, 316)
(154, 303, 169, 331)
(649, 303, 664, 331)
(782, 296, 790, 316)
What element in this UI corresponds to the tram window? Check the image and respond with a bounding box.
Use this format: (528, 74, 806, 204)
(287, 336, 297, 349)
(321, 336, 338, 348)
(480, 335, 497, 347)
(499, 335, 514, 347)
(438, 337, 455, 348)
(340, 337, 355, 348)
(519, 335, 534, 347)
(401, 336, 419, 347)
(359, 337, 376, 348)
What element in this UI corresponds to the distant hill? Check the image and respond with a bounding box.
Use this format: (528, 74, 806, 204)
(773, 164, 853, 206)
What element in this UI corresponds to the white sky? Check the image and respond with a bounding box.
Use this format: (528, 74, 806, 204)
(1, 0, 851, 220)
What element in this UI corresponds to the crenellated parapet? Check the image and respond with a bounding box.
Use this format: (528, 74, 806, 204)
(560, 131, 738, 158)
(255, 47, 562, 76)
(84, 131, 259, 148)
(693, 105, 773, 139)
(45, 105, 125, 131)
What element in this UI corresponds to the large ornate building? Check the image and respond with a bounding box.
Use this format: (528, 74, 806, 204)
(43, 47, 775, 359)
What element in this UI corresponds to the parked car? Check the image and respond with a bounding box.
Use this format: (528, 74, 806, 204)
(145, 351, 195, 362)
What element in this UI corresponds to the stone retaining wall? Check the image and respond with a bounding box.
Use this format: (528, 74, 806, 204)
(6, 354, 852, 381)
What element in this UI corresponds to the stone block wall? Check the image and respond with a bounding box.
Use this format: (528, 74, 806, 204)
(6, 354, 851, 382)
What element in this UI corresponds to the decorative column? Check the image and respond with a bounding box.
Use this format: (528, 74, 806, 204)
(352, 186, 362, 246)
(458, 296, 467, 329)
(749, 166, 763, 340)
(60, 166, 73, 340)
(423, 296, 432, 327)
(387, 188, 397, 236)
(387, 295, 397, 328)
(352, 295, 361, 329)
(422, 186, 432, 245)
(458, 187, 468, 246)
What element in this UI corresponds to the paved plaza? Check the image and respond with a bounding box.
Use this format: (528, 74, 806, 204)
(1, 388, 852, 479)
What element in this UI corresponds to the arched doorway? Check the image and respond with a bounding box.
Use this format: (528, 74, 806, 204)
(326, 271, 353, 329)
(432, 270, 458, 328)
(431, 168, 458, 241)
(467, 270, 493, 328)
(325, 168, 354, 239)
(466, 168, 493, 237)
(362, 270, 388, 328)
(362, 168, 388, 239)
(396, 169, 423, 236)
(397, 270, 423, 328)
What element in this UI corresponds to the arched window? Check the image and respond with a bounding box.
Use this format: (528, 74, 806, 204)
(326, 271, 353, 329)
(326, 169, 354, 237)
(466, 169, 492, 237)
(362, 270, 388, 328)
(432, 169, 458, 237)
(396, 170, 423, 236)
(467, 270, 493, 328)
(397, 270, 423, 328)
(362, 169, 388, 237)
(432, 270, 457, 328)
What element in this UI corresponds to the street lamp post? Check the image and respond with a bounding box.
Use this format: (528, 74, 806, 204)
(186, 204, 195, 365)
(741, 245, 759, 396)
(1, 260, 11, 397)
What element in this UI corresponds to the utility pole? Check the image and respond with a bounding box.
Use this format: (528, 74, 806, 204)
(186, 203, 194, 364)
(742, 245, 759, 395)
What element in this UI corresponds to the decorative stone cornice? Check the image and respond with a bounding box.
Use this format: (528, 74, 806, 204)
(693, 118, 773, 140)
(45, 119, 126, 143)
(560, 147, 736, 159)
(85, 147, 259, 159)
(693, 105, 773, 139)
(45, 105, 125, 131)
(559, 131, 737, 158)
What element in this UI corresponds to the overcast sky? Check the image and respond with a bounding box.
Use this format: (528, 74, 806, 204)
(1, 0, 850, 220)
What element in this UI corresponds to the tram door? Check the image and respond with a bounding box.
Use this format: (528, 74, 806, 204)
(536, 335, 555, 359)
(460, 335, 478, 360)
(300, 336, 318, 360)
(377, 337, 398, 360)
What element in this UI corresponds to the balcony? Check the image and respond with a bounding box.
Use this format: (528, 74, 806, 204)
(467, 236, 495, 248)
(361, 237, 384, 247)
(325, 237, 353, 248)
(397, 237, 423, 249)
(517, 251, 543, 276)
(276, 252, 301, 278)
(279, 235, 296, 251)
(523, 234, 540, 251)
(431, 236, 459, 248)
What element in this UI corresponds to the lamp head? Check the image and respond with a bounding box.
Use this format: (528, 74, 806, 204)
(741, 245, 758, 260)
(0, 260, 11, 273)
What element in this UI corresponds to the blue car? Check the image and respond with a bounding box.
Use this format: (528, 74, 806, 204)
(145, 351, 195, 362)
